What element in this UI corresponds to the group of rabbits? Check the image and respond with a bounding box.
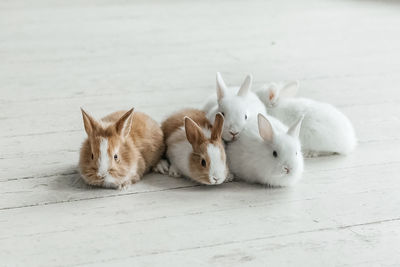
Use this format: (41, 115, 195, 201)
(79, 73, 356, 189)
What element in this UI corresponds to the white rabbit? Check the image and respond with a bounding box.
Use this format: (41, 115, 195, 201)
(227, 114, 305, 187)
(256, 81, 357, 157)
(203, 72, 268, 142)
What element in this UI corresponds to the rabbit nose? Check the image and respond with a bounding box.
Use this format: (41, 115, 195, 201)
(210, 176, 218, 184)
(283, 167, 290, 174)
(97, 172, 106, 178)
(229, 131, 239, 136)
(211, 175, 225, 185)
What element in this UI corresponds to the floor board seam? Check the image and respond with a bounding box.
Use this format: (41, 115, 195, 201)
(65, 217, 400, 266)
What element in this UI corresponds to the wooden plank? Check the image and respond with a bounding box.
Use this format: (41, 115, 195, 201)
(1, 1, 400, 102)
(65, 220, 400, 267)
(0, 152, 399, 211)
(1, 163, 399, 266)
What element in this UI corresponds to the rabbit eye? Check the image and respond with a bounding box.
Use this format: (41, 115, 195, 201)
(91, 153, 94, 160)
(245, 114, 248, 120)
(114, 154, 118, 160)
(273, 151, 278, 158)
(201, 159, 207, 167)
(221, 112, 225, 117)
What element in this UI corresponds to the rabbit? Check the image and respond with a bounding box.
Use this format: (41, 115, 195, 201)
(227, 113, 305, 187)
(203, 72, 268, 142)
(256, 81, 357, 157)
(161, 108, 230, 185)
(79, 108, 165, 189)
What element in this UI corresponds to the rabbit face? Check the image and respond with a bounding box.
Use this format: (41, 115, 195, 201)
(265, 134, 304, 186)
(86, 135, 136, 188)
(188, 141, 228, 185)
(218, 95, 249, 141)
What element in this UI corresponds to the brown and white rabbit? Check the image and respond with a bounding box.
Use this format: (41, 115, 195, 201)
(79, 108, 165, 189)
(160, 108, 230, 185)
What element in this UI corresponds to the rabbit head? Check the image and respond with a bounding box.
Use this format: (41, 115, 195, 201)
(79, 108, 139, 189)
(215, 72, 263, 142)
(257, 113, 304, 186)
(185, 113, 228, 185)
(264, 81, 299, 108)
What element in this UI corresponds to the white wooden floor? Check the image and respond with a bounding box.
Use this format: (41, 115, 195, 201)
(1, 0, 400, 266)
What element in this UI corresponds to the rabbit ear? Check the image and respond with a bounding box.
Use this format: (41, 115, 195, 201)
(216, 72, 227, 101)
(237, 74, 252, 97)
(81, 108, 100, 136)
(211, 113, 224, 141)
(267, 83, 279, 103)
(115, 108, 134, 138)
(185, 116, 206, 148)
(257, 113, 274, 143)
(280, 80, 299, 99)
(287, 115, 304, 138)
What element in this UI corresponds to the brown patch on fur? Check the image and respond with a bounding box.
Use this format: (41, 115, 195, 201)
(188, 142, 212, 184)
(79, 109, 165, 188)
(162, 108, 211, 141)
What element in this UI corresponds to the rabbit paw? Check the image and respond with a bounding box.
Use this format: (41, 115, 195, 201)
(168, 165, 181, 178)
(153, 159, 169, 174)
(303, 150, 320, 158)
(225, 172, 235, 183)
(117, 180, 132, 190)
